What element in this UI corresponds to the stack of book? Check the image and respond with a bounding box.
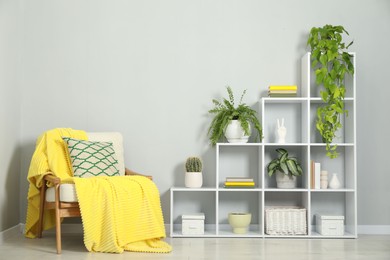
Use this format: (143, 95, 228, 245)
(268, 85, 298, 97)
(224, 177, 255, 188)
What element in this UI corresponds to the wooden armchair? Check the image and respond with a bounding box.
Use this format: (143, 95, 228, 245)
(35, 132, 151, 254)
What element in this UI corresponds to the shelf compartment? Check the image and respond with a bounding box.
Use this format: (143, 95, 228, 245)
(310, 191, 357, 237)
(310, 146, 355, 190)
(261, 101, 309, 144)
(264, 191, 309, 208)
(217, 145, 262, 188)
(309, 99, 355, 144)
(218, 190, 262, 236)
(264, 146, 309, 189)
(170, 190, 216, 237)
(264, 191, 309, 236)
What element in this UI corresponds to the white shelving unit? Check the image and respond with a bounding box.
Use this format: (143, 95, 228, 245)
(170, 52, 357, 238)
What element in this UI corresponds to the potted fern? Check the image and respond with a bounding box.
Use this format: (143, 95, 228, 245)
(267, 148, 303, 188)
(208, 87, 262, 145)
(307, 24, 354, 158)
(185, 157, 203, 188)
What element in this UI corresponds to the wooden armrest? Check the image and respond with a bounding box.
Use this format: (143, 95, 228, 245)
(43, 173, 61, 185)
(125, 168, 152, 180)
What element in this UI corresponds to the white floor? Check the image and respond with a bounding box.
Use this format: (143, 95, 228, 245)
(1, 233, 390, 260)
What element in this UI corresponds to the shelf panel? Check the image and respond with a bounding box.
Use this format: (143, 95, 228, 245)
(310, 230, 357, 238)
(310, 189, 355, 193)
(262, 97, 308, 103)
(219, 187, 262, 191)
(310, 97, 354, 103)
(171, 224, 217, 237)
(217, 143, 262, 147)
(264, 143, 309, 146)
(265, 188, 309, 192)
(309, 143, 354, 146)
(171, 187, 217, 191)
(264, 234, 308, 238)
(218, 224, 262, 237)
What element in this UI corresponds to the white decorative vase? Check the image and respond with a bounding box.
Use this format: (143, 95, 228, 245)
(320, 170, 328, 189)
(329, 173, 341, 189)
(228, 213, 252, 234)
(224, 120, 251, 143)
(276, 171, 297, 188)
(185, 172, 203, 188)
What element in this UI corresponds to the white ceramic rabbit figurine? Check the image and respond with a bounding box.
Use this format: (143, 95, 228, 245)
(277, 118, 287, 144)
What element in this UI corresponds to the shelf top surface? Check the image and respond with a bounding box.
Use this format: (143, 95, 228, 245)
(259, 97, 354, 103)
(216, 142, 354, 146)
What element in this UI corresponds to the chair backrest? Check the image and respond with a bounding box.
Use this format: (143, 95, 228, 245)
(87, 132, 125, 176)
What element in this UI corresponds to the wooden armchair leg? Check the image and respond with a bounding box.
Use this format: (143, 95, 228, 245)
(54, 184, 62, 254)
(37, 185, 46, 238)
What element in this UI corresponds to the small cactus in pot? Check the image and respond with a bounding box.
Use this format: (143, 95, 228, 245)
(185, 157, 203, 172)
(185, 156, 203, 188)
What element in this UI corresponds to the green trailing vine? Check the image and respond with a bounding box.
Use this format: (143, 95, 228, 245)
(307, 25, 354, 158)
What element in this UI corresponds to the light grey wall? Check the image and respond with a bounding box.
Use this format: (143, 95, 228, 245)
(0, 0, 22, 232)
(14, 0, 390, 226)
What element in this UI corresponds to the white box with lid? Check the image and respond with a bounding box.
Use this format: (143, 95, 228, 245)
(182, 213, 205, 235)
(315, 214, 344, 236)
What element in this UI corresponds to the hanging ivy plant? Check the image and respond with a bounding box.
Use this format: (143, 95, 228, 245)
(307, 25, 354, 158)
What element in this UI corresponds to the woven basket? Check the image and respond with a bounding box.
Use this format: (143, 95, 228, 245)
(265, 207, 307, 235)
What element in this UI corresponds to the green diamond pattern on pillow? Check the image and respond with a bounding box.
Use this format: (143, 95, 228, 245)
(63, 137, 120, 177)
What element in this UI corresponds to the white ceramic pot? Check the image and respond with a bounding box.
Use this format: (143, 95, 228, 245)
(224, 120, 251, 143)
(228, 212, 252, 234)
(276, 171, 297, 188)
(185, 172, 203, 188)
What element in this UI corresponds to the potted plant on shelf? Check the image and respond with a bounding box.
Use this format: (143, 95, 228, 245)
(208, 86, 262, 145)
(307, 24, 355, 158)
(185, 156, 203, 188)
(267, 148, 303, 188)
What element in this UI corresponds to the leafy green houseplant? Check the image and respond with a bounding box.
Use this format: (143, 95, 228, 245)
(307, 25, 354, 158)
(267, 148, 303, 188)
(208, 87, 262, 145)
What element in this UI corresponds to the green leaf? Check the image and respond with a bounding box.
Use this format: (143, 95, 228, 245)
(276, 148, 287, 155)
(320, 54, 328, 66)
(280, 162, 288, 174)
(320, 91, 329, 101)
(286, 159, 299, 176)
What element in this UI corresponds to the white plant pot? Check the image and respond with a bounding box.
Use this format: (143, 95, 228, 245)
(276, 171, 297, 189)
(224, 120, 251, 143)
(185, 172, 203, 188)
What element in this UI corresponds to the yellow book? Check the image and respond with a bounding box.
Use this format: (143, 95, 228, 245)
(224, 182, 255, 186)
(269, 85, 298, 90)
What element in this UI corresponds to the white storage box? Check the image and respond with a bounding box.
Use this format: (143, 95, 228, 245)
(265, 207, 307, 235)
(315, 214, 344, 236)
(182, 213, 205, 235)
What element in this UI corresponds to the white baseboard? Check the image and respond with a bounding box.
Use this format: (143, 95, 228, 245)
(358, 225, 390, 235)
(2, 223, 388, 244)
(0, 224, 23, 244)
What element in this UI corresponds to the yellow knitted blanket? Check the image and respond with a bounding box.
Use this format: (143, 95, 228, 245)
(73, 176, 172, 253)
(25, 128, 87, 238)
(25, 128, 172, 253)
